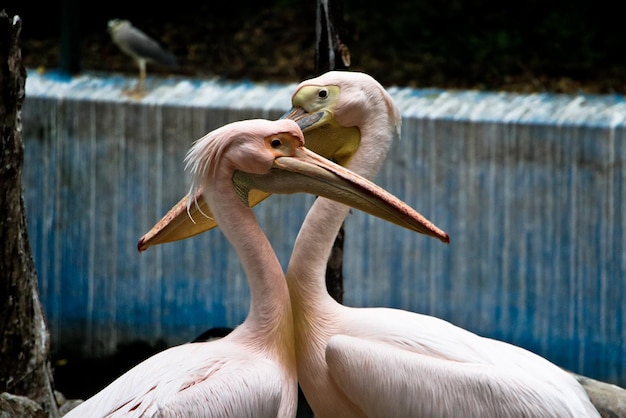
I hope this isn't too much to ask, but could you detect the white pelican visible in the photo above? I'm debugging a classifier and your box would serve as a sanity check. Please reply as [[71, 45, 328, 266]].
[[281, 71, 600, 417], [69, 118, 445, 417], [136, 71, 599, 416]]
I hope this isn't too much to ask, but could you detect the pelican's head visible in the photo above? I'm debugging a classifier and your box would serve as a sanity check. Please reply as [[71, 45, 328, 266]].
[[283, 71, 401, 171]]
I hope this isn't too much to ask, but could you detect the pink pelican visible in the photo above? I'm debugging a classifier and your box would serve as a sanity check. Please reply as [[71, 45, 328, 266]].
[[281, 71, 600, 417], [67, 118, 445, 417], [137, 72, 599, 416]]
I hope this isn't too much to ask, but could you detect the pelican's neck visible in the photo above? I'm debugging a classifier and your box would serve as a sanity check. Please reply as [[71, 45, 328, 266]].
[[287, 117, 395, 311], [287, 198, 351, 309], [204, 176, 291, 333]]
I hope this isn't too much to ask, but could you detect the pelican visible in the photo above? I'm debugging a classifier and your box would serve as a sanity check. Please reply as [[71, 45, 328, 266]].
[[68, 118, 446, 417], [281, 71, 600, 417], [136, 72, 599, 416]]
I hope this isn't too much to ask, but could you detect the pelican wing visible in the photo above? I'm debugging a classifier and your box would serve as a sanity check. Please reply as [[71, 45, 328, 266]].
[[322, 307, 598, 418], [65, 342, 285, 417], [326, 335, 586, 418]]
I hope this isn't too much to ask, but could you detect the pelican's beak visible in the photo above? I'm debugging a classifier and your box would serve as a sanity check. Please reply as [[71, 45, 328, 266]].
[[281, 107, 325, 130], [283, 106, 361, 167], [233, 146, 449, 244], [137, 187, 270, 252], [139, 143, 448, 252]]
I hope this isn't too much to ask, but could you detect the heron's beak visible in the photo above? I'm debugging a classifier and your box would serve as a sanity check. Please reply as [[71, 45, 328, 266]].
[[234, 147, 449, 243]]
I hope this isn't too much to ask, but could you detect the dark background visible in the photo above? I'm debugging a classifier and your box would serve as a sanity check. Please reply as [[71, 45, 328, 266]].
[[5, 0, 626, 94]]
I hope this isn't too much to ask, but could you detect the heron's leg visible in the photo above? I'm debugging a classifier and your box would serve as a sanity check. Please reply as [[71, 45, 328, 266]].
[[137, 59, 147, 92]]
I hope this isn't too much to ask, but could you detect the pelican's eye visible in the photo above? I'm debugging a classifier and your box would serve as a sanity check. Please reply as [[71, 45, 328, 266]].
[[318, 88, 328, 99], [270, 138, 282, 148]]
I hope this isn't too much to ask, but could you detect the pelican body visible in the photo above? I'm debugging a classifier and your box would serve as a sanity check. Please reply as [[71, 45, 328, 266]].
[[282, 71, 599, 417], [66, 119, 300, 417]]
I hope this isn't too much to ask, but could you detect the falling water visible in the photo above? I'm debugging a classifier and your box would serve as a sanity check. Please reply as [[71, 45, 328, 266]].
[[22, 71, 625, 386]]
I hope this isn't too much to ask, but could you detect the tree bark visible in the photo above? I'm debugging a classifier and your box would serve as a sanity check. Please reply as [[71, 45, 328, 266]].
[[0, 10, 60, 417], [316, 0, 350, 304]]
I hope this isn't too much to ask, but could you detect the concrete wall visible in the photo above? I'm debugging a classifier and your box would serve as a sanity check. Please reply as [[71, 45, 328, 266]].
[[22, 71, 625, 385]]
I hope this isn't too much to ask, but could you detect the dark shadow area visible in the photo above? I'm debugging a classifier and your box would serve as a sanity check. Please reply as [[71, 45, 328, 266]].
[[52, 340, 169, 400], [52, 326, 233, 400]]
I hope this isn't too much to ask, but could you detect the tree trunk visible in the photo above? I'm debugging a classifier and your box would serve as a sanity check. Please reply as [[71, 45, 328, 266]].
[[0, 10, 60, 418], [316, 0, 350, 304]]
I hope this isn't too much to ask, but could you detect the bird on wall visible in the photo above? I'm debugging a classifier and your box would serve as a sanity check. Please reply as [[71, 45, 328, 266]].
[[107, 19, 177, 96], [139, 71, 600, 417], [66, 118, 444, 417]]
